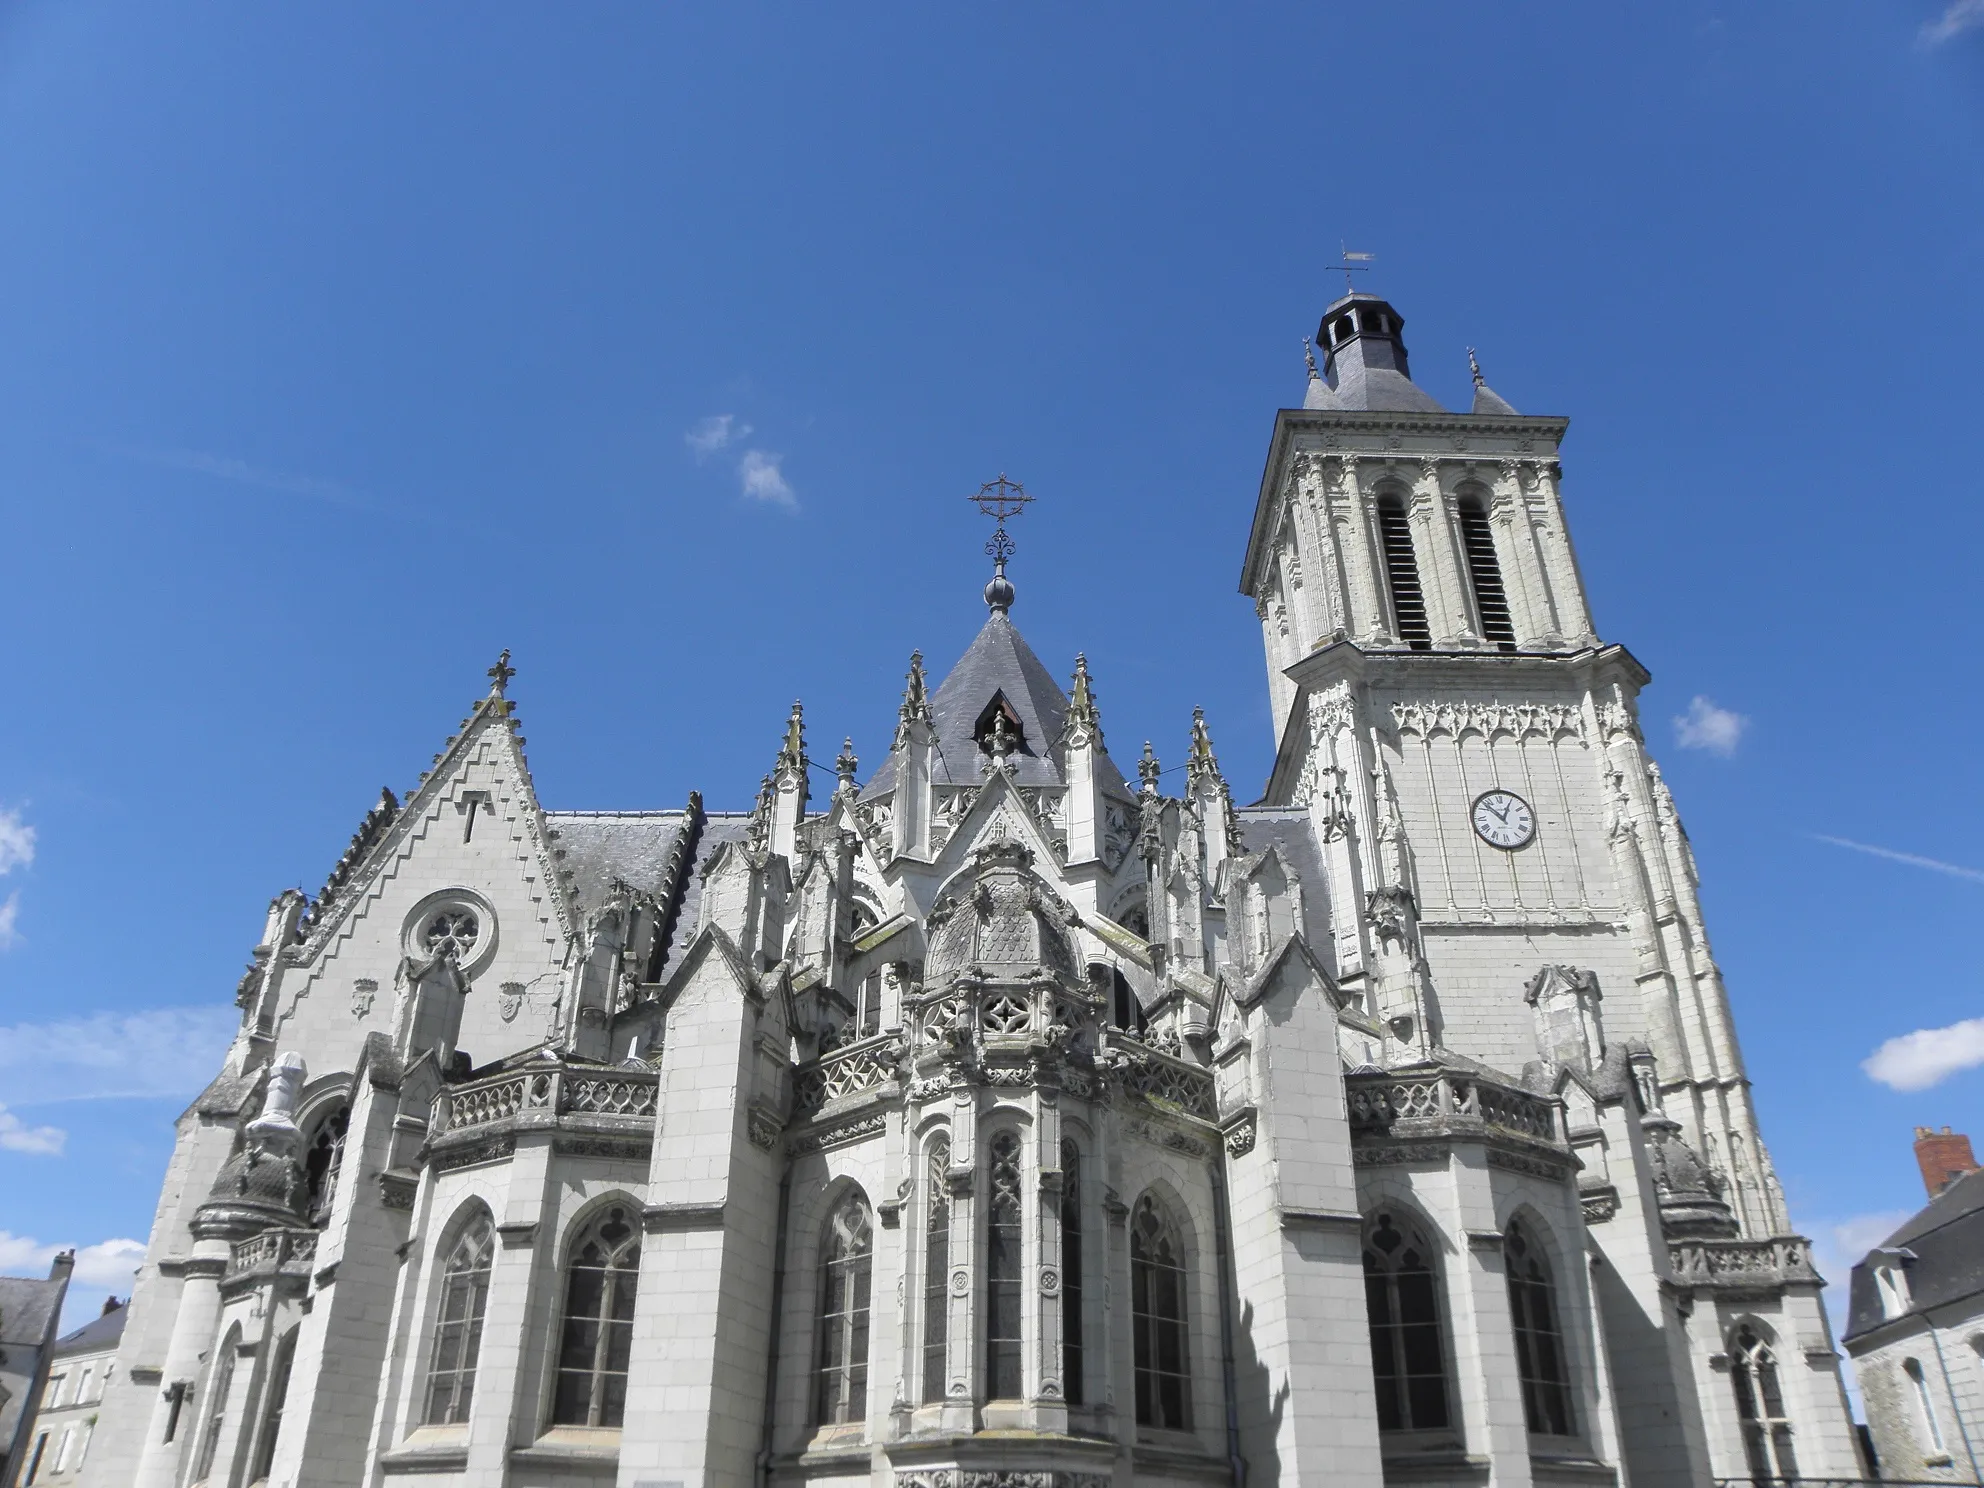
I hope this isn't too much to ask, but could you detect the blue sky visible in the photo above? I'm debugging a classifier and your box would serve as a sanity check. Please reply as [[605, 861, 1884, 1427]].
[[2, 2, 1983, 1351]]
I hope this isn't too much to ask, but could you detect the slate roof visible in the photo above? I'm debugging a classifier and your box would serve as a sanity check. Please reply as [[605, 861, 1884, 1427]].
[[1471, 383, 1519, 416], [0, 1277, 65, 1349], [1843, 1165, 1984, 1343], [541, 809, 755, 985], [865, 611, 1134, 801], [53, 1303, 125, 1359]]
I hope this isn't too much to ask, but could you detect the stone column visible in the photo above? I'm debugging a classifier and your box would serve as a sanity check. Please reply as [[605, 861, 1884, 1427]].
[[129, 1248, 227, 1488]]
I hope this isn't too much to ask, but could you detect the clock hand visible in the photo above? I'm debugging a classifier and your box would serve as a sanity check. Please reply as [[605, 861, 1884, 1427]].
[[1488, 802, 1510, 822]]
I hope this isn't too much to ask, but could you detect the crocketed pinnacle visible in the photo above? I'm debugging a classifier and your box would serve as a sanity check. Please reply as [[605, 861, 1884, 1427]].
[[1186, 706, 1225, 795], [778, 701, 807, 775], [1138, 741, 1162, 794], [1064, 653, 1103, 747], [487, 648, 516, 697], [894, 650, 931, 747], [835, 738, 859, 795]]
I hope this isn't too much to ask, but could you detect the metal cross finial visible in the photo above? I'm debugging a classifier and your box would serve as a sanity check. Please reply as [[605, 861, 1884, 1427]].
[[487, 649, 515, 696], [970, 474, 1032, 611]]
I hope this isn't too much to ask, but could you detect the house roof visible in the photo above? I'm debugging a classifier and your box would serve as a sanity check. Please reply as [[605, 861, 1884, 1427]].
[[53, 1302, 126, 1359], [0, 1277, 65, 1349], [1843, 1165, 1984, 1343]]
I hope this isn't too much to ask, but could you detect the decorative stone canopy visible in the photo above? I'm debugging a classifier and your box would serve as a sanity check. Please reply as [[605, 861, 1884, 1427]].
[[194, 1051, 311, 1240], [1642, 1113, 1740, 1240], [924, 839, 1081, 989]]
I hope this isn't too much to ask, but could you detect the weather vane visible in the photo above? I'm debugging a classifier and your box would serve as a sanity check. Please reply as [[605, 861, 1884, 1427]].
[[1338, 244, 1375, 296], [969, 473, 1032, 613]]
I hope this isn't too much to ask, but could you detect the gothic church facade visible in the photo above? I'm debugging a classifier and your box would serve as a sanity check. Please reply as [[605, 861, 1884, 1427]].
[[82, 293, 1861, 1488]]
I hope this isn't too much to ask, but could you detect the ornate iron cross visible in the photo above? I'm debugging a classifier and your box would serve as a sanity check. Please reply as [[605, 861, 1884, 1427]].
[[969, 473, 1033, 568]]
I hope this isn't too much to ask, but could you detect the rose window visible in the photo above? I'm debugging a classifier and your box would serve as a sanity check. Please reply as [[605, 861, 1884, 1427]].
[[422, 909, 481, 960]]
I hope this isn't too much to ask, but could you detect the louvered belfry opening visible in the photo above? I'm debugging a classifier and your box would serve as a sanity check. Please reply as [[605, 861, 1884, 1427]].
[[1457, 494, 1517, 651], [1376, 495, 1433, 651]]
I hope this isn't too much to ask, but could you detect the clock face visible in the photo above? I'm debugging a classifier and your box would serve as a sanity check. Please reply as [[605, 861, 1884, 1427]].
[[1471, 790, 1535, 850]]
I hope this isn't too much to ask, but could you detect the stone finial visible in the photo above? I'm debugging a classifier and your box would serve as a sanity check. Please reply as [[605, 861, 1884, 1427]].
[[984, 710, 1018, 770], [895, 650, 931, 747], [1304, 336, 1321, 381], [487, 648, 515, 697], [1065, 654, 1103, 746], [778, 701, 806, 775], [1467, 346, 1485, 389], [1138, 741, 1162, 794], [835, 737, 859, 796]]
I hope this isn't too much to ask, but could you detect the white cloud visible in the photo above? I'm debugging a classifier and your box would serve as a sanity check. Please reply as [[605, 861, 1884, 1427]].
[[1923, 0, 1984, 44], [0, 807, 34, 875], [0, 893, 18, 951], [685, 414, 752, 459], [0, 1232, 147, 1325], [1673, 695, 1747, 756], [1864, 1016, 1984, 1092], [0, 1006, 238, 1107], [0, 1104, 64, 1156], [120, 446, 368, 509], [738, 449, 798, 510], [1815, 834, 1984, 885]]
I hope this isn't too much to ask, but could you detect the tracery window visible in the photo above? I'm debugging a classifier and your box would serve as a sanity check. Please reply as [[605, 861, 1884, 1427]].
[[423, 1208, 495, 1426], [1131, 1192, 1191, 1430], [922, 1139, 951, 1404], [986, 1132, 1025, 1399], [815, 1192, 874, 1426], [552, 1204, 640, 1428], [1504, 1221, 1573, 1436], [303, 1102, 349, 1221], [421, 907, 480, 960], [1731, 1324, 1799, 1482], [1362, 1211, 1450, 1431], [1456, 486, 1516, 650], [1061, 1141, 1085, 1406], [250, 1329, 296, 1481], [1375, 491, 1432, 651], [191, 1327, 238, 1481]]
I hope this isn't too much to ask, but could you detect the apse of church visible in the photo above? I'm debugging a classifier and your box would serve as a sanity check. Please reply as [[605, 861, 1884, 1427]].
[[79, 292, 1865, 1488]]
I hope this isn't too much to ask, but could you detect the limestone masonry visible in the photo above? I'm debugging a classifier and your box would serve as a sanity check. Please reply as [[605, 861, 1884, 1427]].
[[77, 292, 1863, 1488]]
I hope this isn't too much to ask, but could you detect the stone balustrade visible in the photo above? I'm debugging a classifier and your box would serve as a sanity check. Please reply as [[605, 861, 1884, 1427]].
[[1344, 1069, 1563, 1147], [1670, 1235, 1820, 1291], [794, 1034, 903, 1117], [226, 1227, 317, 1279], [430, 1064, 659, 1136]]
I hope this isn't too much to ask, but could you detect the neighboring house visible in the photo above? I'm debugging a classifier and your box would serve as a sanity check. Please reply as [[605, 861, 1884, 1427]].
[[0, 1254, 72, 1488], [17, 1301, 127, 1488], [1844, 1128, 1984, 1484], [82, 289, 1868, 1488]]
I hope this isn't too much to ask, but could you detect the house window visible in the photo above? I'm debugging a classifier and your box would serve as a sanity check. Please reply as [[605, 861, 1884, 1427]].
[[51, 1428, 76, 1476], [1731, 1324, 1798, 1482], [986, 1132, 1026, 1399], [1904, 1357, 1946, 1455], [1456, 489, 1517, 649], [551, 1205, 640, 1428], [1131, 1193, 1191, 1430], [815, 1192, 874, 1426], [250, 1330, 296, 1481], [857, 972, 883, 1040], [1375, 493, 1432, 650], [1062, 1141, 1085, 1406], [1504, 1221, 1574, 1436], [191, 1328, 238, 1481], [1363, 1211, 1451, 1431], [423, 1209, 495, 1425], [922, 1139, 951, 1404]]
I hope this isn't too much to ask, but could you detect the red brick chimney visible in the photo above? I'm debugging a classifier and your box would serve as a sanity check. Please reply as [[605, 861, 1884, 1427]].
[[1914, 1126, 1979, 1198]]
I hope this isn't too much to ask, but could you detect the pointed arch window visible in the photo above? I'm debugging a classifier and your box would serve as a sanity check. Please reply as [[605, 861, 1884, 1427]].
[[1061, 1140, 1085, 1406], [1131, 1193, 1191, 1430], [423, 1209, 495, 1425], [1456, 487, 1516, 650], [191, 1326, 239, 1481], [1504, 1221, 1574, 1436], [1731, 1324, 1799, 1481], [304, 1102, 349, 1222], [250, 1329, 296, 1481], [1362, 1211, 1450, 1431], [986, 1131, 1026, 1399], [552, 1204, 640, 1428], [922, 1140, 952, 1404], [1375, 492, 1432, 651], [815, 1192, 874, 1425]]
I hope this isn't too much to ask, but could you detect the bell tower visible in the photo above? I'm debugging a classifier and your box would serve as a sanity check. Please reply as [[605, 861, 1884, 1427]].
[[1241, 288, 1788, 1240]]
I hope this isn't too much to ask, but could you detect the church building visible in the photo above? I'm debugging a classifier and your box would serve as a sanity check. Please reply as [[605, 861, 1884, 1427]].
[[80, 291, 1864, 1488]]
